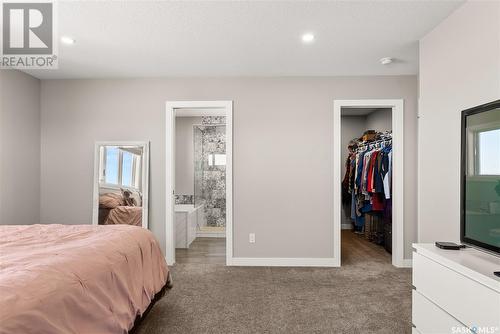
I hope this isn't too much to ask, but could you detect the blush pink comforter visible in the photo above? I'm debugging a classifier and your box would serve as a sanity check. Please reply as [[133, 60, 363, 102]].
[[0, 224, 169, 334]]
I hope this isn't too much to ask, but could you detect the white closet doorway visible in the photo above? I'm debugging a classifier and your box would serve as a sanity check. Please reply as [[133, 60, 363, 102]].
[[333, 100, 406, 267]]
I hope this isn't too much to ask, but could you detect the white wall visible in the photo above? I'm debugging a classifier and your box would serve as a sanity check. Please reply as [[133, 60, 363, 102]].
[[40, 76, 418, 259], [366, 108, 392, 132], [418, 1, 500, 242], [175, 116, 201, 195], [340, 116, 366, 177], [0, 70, 41, 225]]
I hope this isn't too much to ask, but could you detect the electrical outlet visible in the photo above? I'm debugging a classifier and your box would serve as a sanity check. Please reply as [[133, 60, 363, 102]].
[[249, 233, 256, 243]]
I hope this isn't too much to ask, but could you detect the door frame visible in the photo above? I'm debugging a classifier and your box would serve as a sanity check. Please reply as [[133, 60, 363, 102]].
[[165, 100, 233, 265], [333, 99, 407, 267]]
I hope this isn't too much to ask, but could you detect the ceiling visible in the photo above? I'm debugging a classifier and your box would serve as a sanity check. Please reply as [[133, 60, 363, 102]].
[[25, 1, 463, 79]]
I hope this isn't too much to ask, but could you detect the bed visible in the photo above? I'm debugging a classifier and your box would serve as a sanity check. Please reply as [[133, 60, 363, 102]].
[[0, 224, 170, 334], [99, 192, 142, 226], [99, 205, 143, 226]]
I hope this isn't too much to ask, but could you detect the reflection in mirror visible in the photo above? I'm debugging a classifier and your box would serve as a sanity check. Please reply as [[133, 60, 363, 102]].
[[92, 142, 149, 228]]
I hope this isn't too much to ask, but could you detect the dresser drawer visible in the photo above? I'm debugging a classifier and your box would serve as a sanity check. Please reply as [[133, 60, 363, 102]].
[[413, 290, 464, 334], [413, 251, 500, 328]]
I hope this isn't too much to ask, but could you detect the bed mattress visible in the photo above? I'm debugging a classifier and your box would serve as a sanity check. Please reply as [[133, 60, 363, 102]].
[[0, 224, 169, 334]]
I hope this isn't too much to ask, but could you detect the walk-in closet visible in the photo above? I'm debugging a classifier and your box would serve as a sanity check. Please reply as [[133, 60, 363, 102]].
[[340, 107, 393, 263]]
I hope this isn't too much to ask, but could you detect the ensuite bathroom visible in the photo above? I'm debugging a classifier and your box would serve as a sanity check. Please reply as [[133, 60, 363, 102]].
[[174, 114, 227, 263]]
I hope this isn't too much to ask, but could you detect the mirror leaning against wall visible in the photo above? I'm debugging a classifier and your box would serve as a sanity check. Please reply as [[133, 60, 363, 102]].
[[92, 142, 150, 229]]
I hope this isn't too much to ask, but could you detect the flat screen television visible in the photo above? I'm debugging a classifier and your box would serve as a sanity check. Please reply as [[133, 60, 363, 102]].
[[461, 99, 500, 255]]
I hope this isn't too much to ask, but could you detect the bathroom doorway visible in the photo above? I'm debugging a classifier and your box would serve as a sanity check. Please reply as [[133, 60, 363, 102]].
[[165, 101, 233, 265]]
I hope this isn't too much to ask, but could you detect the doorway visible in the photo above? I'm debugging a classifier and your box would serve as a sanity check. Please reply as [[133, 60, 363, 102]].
[[333, 100, 405, 267], [165, 101, 233, 265]]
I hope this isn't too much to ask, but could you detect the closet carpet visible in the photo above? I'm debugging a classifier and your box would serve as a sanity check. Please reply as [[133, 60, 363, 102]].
[[133, 231, 412, 334]]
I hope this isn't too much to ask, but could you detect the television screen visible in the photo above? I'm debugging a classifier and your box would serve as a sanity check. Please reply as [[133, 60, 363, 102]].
[[461, 100, 500, 254]]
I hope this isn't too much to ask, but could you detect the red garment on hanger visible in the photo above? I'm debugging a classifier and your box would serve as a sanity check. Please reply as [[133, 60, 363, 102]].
[[367, 150, 378, 193]]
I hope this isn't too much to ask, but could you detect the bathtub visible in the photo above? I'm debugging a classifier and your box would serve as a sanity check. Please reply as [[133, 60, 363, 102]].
[[174, 204, 205, 248]]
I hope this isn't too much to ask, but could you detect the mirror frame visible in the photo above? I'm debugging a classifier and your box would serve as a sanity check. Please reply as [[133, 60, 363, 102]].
[[92, 141, 150, 229]]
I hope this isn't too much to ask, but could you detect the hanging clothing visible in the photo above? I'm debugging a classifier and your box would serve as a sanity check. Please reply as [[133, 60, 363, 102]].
[[343, 133, 393, 242], [374, 152, 385, 193], [350, 191, 357, 221], [342, 153, 354, 204], [383, 150, 392, 199]]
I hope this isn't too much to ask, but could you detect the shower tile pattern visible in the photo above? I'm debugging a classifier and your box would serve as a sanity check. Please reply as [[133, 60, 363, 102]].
[[175, 195, 194, 205], [202, 116, 225, 125]]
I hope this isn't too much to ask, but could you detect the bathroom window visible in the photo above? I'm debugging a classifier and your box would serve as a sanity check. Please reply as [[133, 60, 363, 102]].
[[214, 154, 226, 166], [208, 154, 226, 166]]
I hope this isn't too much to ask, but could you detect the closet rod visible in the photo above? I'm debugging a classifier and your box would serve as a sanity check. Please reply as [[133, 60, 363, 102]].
[[356, 138, 392, 148]]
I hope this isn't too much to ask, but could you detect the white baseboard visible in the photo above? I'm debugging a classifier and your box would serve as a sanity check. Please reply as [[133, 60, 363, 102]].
[[341, 223, 352, 230], [393, 258, 413, 268], [230, 257, 339, 267], [401, 258, 413, 268]]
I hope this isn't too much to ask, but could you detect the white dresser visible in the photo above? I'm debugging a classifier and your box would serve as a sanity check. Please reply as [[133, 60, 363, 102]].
[[412, 244, 500, 334]]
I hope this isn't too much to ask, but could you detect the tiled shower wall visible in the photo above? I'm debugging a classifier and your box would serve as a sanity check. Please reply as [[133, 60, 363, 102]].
[[175, 194, 193, 204], [194, 117, 226, 227]]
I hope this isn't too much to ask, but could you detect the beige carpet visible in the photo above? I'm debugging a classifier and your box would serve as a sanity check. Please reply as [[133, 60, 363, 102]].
[[133, 231, 412, 334]]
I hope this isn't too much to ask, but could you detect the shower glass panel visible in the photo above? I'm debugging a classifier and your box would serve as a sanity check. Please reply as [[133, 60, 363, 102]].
[[193, 123, 226, 227], [193, 126, 203, 207]]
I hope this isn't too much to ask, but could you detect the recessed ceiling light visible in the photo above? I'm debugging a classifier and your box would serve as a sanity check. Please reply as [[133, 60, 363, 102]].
[[61, 36, 75, 45], [301, 33, 315, 43], [380, 57, 393, 65]]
